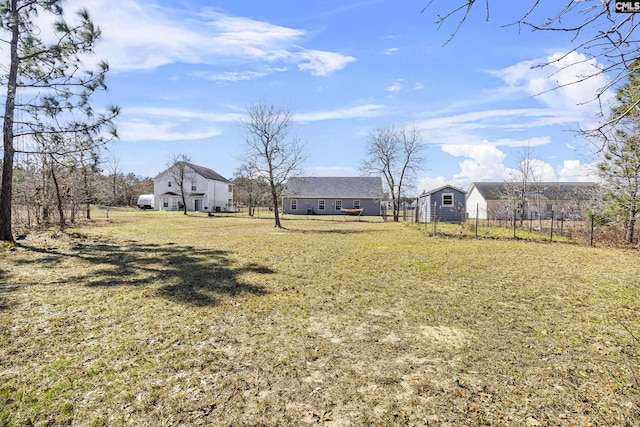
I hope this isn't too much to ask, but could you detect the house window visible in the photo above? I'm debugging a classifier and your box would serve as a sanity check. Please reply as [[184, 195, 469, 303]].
[[163, 201, 168, 208], [191, 185, 196, 191], [228, 184, 233, 193], [291, 199, 298, 210], [353, 200, 360, 209], [168, 181, 172, 187], [335, 200, 342, 211], [442, 193, 453, 206], [318, 200, 325, 211]]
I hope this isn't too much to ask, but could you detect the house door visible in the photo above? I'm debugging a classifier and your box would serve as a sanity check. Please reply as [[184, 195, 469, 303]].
[[194, 199, 201, 211]]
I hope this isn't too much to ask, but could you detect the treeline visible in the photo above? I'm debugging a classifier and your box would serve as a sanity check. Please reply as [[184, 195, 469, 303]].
[[8, 154, 152, 229]]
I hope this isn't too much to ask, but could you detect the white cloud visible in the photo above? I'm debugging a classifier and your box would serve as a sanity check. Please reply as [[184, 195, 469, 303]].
[[293, 104, 385, 122], [418, 109, 553, 140], [381, 48, 399, 56], [441, 143, 513, 187], [558, 160, 598, 182], [126, 107, 244, 122], [492, 136, 551, 147], [63, 0, 355, 76], [386, 79, 404, 96], [517, 159, 558, 182], [297, 50, 357, 76], [417, 176, 452, 194], [490, 51, 614, 122], [414, 82, 425, 90], [118, 119, 222, 141], [189, 70, 271, 82]]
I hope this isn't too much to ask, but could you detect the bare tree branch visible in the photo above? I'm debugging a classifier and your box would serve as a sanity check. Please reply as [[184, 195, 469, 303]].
[[238, 100, 307, 228], [421, 1, 640, 129], [362, 125, 425, 222]]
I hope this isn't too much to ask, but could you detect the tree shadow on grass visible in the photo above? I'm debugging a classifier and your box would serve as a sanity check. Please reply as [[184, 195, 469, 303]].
[[15, 236, 273, 306], [0, 268, 13, 311]]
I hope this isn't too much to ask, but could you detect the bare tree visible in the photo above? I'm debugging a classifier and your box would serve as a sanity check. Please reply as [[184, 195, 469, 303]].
[[167, 154, 195, 215], [362, 125, 424, 222], [421, 1, 638, 128], [233, 164, 270, 217], [504, 145, 547, 227], [100, 153, 121, 217], [239, 101, 307, 228]]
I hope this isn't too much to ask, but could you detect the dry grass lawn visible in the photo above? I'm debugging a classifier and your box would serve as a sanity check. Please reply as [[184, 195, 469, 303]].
[[1, 211, 639, 426]]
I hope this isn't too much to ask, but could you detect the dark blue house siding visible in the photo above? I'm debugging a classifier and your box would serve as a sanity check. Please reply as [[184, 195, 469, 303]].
[[283, 198, 381, 216], [420, 186, 466, 223]]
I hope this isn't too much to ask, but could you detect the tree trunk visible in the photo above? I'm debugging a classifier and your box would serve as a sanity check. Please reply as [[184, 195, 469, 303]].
[[0, 143, 14, 241], [626, 210, 637, 244], [393, 194, 399, 222], [50, 166, 66, 231], [272, 186, 281, 228], [0, 0, 19, 242], [83, 167, 91, 220]]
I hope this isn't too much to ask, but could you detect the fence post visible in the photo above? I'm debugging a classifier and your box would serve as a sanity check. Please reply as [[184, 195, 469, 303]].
[[590, 213, 595, 247], [433, 202, 437, 236], [513, 207, 517, 239], [475, 203, 479, 238], [550, 210, 554, 241]]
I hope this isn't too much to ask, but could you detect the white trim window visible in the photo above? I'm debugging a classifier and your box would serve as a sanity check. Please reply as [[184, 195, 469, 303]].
[[318, 200, 325, 211], [442, 193, 453, 206], [291, 199, 298, 210], [353, 200, 360, 209], [335, 200, 342, 211]]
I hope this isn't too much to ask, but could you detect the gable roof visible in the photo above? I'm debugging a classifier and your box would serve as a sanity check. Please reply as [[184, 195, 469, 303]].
[[282, 177, 384, 199], [156, 162, 229, 183], [468, 182, 598, 201], [421, 184, 466, 197]]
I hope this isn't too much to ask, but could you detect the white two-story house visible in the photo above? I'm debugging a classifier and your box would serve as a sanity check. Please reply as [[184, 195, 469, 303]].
[[154, 162, 233, 213]]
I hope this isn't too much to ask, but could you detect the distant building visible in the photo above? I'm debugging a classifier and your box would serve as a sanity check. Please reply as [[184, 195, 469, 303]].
[[466, 182, 598, 220], [154, 162, 233, 212], [418, 185, 466, 223], [281, 176, 384, 216]]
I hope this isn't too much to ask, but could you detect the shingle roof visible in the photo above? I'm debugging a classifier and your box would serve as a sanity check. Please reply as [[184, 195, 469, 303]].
[[469, 182, 598, 201], [184, 162, 229, 183], [282, 177, 384, 199], [156, 162, 229, 183], [423, 184, 466, 196]]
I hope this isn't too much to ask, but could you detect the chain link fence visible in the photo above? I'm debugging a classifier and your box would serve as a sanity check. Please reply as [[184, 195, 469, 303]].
[[404, 203, 632, 247]]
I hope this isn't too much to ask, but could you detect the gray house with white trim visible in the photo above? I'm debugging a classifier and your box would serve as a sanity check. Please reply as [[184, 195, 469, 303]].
[[281, 177, 384, 216]]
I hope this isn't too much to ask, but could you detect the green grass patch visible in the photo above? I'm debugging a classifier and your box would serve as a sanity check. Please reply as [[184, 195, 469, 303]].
[[1, 212, 639, 425]]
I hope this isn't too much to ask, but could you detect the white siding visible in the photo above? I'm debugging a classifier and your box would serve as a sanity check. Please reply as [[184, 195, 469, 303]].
[[418, 195, 431, 222], [206, 180, 233, 212], [465, 186, 487, 219], [153, 165, 233, 212]]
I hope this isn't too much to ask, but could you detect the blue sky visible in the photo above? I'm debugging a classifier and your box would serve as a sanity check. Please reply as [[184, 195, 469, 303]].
[[72, 0, 612, 194]]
